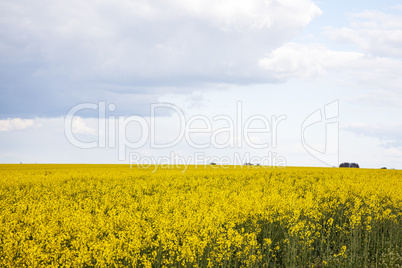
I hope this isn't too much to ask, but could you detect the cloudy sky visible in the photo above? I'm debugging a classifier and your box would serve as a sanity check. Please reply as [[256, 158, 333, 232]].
[[1, 0, 402, 168]]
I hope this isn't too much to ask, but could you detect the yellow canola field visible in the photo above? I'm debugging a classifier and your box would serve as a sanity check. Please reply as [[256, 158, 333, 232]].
[[0, 164, 401, 267]]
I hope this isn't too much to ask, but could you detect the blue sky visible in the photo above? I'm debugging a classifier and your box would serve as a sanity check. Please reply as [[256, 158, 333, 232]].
[[1, 0, 402, 168]]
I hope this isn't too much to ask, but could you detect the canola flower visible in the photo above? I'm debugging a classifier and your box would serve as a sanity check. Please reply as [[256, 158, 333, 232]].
[[0, 164, 401, 267]]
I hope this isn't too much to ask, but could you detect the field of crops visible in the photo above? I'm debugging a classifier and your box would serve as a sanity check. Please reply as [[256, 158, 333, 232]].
[[0, 164, 401, 267]]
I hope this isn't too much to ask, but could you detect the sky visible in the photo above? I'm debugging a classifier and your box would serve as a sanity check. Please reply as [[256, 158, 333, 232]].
[[1, 0, 402, 168]]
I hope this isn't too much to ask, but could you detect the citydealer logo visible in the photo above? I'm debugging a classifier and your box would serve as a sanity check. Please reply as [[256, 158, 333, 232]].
[[64, 101, 339, 167], [64, 101, 287, 161]]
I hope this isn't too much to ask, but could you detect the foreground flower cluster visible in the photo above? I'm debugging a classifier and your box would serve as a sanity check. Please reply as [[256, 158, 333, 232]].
[[0, 164, 401, 267]]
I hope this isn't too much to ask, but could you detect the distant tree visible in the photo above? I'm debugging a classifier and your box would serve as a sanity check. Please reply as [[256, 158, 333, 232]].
[[380, 167, 387, 169], [339, 162, 359, 168], [210, 162, 217, 165]]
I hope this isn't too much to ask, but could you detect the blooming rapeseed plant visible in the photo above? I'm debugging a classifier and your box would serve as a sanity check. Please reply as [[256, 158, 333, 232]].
[[0, 164, 400, 267]]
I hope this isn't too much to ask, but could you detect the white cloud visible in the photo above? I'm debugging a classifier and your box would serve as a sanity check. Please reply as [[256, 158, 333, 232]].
[[342, 123, 402, 148], [0, 118, 34, 131], [0, 0, 321, 80], [392, 5, 402, 11], [71, 117, 97, 135], [174, 0, 322, 31], [325, 10, 402, 58], [255, 7, 402, 110], [384, 147, 402, 158], [258, 42, 363, 80], [346, 90, 402, 108], [0, 0, 322, 118], [258, 41, 402, 103]]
